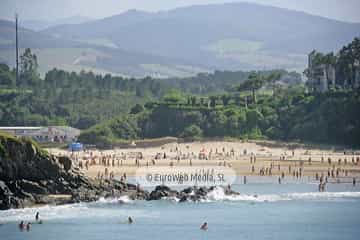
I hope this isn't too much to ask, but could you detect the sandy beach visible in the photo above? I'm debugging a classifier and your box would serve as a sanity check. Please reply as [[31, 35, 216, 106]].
[[47, 140, 360, 184]]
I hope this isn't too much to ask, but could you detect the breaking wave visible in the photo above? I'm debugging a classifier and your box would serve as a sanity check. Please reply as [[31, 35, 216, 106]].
[[204, 187, 360, 202], [95, 195, 133, 204], [1, 188, 360, 223]]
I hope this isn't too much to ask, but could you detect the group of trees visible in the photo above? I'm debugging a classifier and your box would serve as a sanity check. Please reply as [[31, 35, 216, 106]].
[[80, 83, 360, 148], [0, 49, 167, 128], [1, 48, 300, 130]]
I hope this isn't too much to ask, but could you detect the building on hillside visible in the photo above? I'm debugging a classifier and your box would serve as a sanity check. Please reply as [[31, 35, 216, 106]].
[[0, 126, 80, 143], [306, 51, 336, 92], [306, 50, 360, 92]]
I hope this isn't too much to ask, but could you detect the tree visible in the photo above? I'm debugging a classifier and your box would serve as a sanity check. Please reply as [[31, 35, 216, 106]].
[[209, 96, 218, 108], [163, 89, 184, 104], [238, 72, 264, 104], [19, 48, 39, 87], [181, 124, 203, 138], [130, 104, 144, 114], [233, 94, 242, 106], [190, 96, 197, 106], [0, 64, 15, 86], [221, 94, 231, 106]]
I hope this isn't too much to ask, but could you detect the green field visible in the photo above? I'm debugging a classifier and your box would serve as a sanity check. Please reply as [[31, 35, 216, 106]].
[[77, 38, 119, 49], [203, 38, 306, 71], [140, 64, 208, 78]]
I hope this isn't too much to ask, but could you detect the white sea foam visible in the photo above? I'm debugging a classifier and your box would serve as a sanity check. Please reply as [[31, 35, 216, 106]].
[[0, 203, 89, 222], [204, 187, 360, 203], [95, 195, 133, 204], [1, 189, 360, 222], [0, 196, 139, 222]]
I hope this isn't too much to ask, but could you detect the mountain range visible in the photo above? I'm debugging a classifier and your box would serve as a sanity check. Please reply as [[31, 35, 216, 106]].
[[1, 2, 359, 78], [21, 15, 94, 31]]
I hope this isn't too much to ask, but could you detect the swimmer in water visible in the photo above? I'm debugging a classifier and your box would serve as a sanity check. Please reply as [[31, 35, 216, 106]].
[[128, 217, 134, 224], [35, 212, 40, 222], [26, 222, 31, 231], [19, 221, 25, 230], [200, 222, 208, 230]]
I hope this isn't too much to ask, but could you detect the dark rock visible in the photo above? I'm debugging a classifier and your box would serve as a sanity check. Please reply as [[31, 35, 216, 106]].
[[148, 189, 167, 200], [147, 185, 180, 201], [126, 183, 138, 191], [58, 156, 72, 172], [18, 180, 48, 195], [181, 187, 194, 194], [154, 185, 172, 192], [178, 195, 188, 203], [0, 180, 12, 196]]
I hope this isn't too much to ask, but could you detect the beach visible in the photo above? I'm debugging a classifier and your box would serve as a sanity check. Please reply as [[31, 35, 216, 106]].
[[48, 140, 360, 184]]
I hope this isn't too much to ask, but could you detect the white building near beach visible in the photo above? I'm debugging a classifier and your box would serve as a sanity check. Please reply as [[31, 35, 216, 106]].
[[0, 126, 80, 143]]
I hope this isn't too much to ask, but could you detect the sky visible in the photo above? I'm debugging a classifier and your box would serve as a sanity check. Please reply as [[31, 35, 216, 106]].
[[1, 0, 360, 23]]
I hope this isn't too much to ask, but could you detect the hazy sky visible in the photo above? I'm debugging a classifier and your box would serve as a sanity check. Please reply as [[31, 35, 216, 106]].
[[1, 0, 360, 23]]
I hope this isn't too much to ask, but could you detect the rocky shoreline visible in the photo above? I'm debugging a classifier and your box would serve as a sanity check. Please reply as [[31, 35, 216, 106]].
[[0, 133, 238, 210]]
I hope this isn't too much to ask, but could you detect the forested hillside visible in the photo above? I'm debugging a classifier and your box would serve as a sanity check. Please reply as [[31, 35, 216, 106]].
[[80, 85, 360, 148], [0, 48, 299, 129]]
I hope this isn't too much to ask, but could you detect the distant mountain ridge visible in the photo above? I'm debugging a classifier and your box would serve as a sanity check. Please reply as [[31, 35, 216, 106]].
[[0, 18, 198, 78], [1, 2, 360, 77], [42, 3, 360, 71], [21, 15, 94, 31]]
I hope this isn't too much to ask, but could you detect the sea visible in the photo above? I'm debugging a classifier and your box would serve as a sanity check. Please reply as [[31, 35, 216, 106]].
[[1, 177, 360, 240]]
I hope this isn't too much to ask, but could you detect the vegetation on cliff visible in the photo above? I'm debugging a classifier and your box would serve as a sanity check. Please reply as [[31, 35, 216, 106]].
[[79, 86, 360, 148]]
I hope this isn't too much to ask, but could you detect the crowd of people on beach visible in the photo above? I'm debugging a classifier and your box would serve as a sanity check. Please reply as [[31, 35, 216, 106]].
[[54, 144, 360, 193]]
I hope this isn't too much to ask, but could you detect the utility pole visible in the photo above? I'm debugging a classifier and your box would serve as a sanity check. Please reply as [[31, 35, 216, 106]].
[[15, 13, 19, 86]]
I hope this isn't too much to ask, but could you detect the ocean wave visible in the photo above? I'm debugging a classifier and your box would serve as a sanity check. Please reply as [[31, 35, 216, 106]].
[[1, 190, 360, 222], [0, 202, 89, 222], [0, 197, 143, 223], [95, 195, 133, 205], [204, 187, 360, 202]]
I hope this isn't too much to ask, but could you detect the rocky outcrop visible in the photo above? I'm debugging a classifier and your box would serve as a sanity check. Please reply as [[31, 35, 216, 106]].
[[147, 185, 239, 202]]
